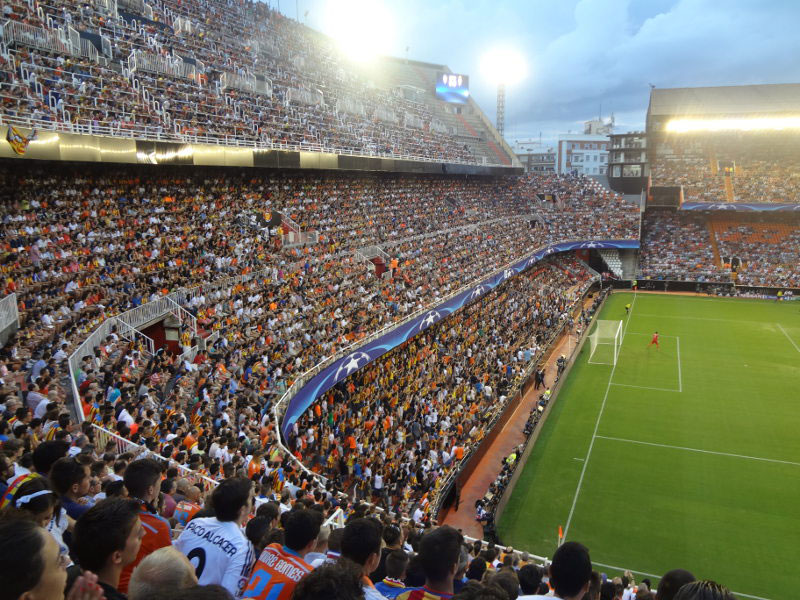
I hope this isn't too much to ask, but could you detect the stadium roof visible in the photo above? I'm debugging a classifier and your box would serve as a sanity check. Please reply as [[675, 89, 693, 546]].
[[647, 83, 800, 117]]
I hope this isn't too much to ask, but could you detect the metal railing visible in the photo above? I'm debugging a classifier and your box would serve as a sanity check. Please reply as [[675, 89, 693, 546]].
[[355, 245, 390, 263], [90, 424, 218, 491], [129, 50, 200, 80], [220, 71, 272, 97], [2, 20, 76, 56], [115, 319, 156, 355], [67, 317, 124, 421], [282, 230, 319, 248], [287, 87, 323, 107]]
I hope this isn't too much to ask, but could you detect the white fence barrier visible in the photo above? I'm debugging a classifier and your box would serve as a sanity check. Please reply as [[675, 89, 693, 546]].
[[220, 71, 272, 96], [129, 50, 200, 80], [0, 293, 19, 333], [287, 87, 323, 107], [336, 96, 366, 118], [90, 424, 219, 491], [3, 20, 76, 56], [404, 112, 424, 130], [375, 106, 398, 124]]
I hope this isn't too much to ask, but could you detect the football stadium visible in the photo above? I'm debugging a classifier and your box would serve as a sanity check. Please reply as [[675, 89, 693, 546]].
[[0, 2, 798, 600]]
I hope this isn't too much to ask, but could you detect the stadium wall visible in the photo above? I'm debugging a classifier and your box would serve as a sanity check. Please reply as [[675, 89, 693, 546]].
[[0, 125, 522, 176]]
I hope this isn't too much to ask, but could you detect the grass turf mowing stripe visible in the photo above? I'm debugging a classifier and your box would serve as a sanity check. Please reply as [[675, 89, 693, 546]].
[[594, 435, 800, 467]]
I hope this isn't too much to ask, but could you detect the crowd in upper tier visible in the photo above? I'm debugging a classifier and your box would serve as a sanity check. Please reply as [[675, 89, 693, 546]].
[[1, 0, 504, 162], [650, 131, 800, 204]]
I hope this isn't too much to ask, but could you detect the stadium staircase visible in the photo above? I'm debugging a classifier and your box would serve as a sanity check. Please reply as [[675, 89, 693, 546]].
[[598, 249, 623, 278], [620, 251, 639, 280], [453, 113, 510, 165], [369, 256, 388, 278], [707, 221, 723, 267], [724, 176, 735, 203]]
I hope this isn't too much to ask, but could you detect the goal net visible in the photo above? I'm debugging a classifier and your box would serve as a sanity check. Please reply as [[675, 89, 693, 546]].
[[588, 320, 623, 365]]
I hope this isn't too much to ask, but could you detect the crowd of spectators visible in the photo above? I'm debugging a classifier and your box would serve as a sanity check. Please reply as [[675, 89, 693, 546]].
[[638, 210, 724, 283], [286, 256, 593, 519], [1, 0, 488, 162], [713, 220, 800, 288], [0, 162, 637, 521], [639, 209, 800, 288], [474, 289, 608, 540], [0, 437, 737, 600], [650, 156, 726, 204], [651, 132, 800, 204]]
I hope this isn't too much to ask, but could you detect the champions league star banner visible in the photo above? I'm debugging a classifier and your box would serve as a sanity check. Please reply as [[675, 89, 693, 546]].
[[280, 239, 639, 438], [680, 202, 800, 212]]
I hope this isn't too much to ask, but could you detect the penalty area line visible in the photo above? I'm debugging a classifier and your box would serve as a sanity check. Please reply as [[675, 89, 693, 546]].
[[595, 435, 800, 467], [609, 383, 680, 393], [776, 323, 800, 354]]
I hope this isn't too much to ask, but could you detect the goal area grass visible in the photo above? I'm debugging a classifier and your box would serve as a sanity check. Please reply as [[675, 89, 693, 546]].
[[497, 292, 800, 600]]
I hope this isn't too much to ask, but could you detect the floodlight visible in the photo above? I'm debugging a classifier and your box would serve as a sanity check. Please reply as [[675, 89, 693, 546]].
[[480, 47, 527, 86], [665, 116, 800, 133], [323, 0, 394, 63]]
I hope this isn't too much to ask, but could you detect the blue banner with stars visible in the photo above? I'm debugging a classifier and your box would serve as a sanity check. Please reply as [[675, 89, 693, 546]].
[[281, 239, 638, 438]]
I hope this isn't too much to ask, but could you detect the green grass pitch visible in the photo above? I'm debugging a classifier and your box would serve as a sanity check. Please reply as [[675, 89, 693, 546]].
[[497, 292, 800, 600]]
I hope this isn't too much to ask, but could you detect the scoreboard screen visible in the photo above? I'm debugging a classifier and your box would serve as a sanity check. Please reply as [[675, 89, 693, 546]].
[[436, 72, 470, 104]]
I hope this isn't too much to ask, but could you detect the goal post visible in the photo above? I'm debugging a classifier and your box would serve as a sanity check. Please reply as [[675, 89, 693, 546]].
[[588, 320, 623, 365]]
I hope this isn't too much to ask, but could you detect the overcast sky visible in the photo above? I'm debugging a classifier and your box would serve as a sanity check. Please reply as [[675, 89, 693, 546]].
[[268, 0, 800, 149]]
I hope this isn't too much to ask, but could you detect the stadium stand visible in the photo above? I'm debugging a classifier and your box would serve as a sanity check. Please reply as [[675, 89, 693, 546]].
[[0, 0, 512, 164], [651, 132, 800, 205], [0, 159, 652, 597], [0, 158, 637, 507], [286, 256, 594, 516], [639, 209, 800, 287], [0, 7, 780, 599]]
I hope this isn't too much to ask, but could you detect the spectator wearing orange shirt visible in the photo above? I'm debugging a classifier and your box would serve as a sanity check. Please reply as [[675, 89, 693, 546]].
[[118, 459, 172, 594]]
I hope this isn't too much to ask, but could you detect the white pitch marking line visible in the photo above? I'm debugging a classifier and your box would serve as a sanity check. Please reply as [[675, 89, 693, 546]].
[[590, 561, 774, 600], [563, 292, 636, 541], [609, 382, 680, 393], [635, 312, 765, 324], [776, 323, 800, 354], [676, 336, 682, 392], [595, 435, 800, 467]]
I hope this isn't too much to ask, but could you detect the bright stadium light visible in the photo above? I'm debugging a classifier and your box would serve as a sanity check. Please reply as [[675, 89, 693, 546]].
[[323, 0, 394, 63], [665, 116, 800, 133], [480, 47, 527, 86], [480, 47, 527, 139]]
